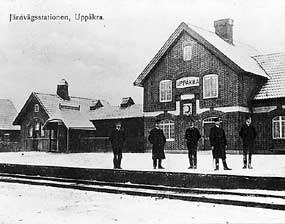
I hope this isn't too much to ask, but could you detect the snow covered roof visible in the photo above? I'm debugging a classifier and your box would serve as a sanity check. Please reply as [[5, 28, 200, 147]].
[[134, 22, 269, 87], [0, 99, 20, 130], [44, 109, 95, 130], [90, 104, 143, 121], [253, 53, 285, 100], [33, 92, 110, 117]]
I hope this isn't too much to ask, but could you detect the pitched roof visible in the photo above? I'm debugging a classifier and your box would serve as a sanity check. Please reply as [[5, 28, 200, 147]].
[[34, 92, 110, 117], [134, 22, 269, 87], [14, 92, 111, 129], [253, 53, 285, 100], [90, 104, 143, 121], [0, 99, 20, 130]]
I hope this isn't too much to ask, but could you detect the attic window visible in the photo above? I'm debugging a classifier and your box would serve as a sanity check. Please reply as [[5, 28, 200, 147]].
[[120, 97, 135, 108], [183, 45, 192, 61], [34, 104, 39, 112], [59, 103, 80, 111], [90, 100, 103, 110]]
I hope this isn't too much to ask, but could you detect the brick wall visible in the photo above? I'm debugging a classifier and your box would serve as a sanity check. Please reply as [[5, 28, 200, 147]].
[[143, 31, 262, 112], [19, 96, 49, 151]]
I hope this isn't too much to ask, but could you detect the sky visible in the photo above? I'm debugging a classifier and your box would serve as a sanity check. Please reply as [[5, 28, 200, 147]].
[[1, 0, 285, 110]]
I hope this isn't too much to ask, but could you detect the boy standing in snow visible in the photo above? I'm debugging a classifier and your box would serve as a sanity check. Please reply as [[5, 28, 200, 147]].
[[239, 115, 256, 169], [109, 121, 125, 169], [185, 120, 201, 169]]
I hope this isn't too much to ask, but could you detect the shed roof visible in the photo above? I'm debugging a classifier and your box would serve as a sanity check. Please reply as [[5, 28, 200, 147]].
[[253, 53, 285, 100], [90, 104, 143, 121], [0, 99, 20, 130]]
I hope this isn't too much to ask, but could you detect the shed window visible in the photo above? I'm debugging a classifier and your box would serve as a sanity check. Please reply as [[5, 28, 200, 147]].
[[3, 133, 10, 142], [183, 45, 192, 61], [160, 120, 175, 141], [159, 80, 172, 102], [273, 116, 285, 139], [203, 74, 218, 99]]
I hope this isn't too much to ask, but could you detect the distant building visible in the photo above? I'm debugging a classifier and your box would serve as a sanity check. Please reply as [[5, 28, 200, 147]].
[[0, 99, 21, 151], [13, 79, 144, 152], [134, 18, 285, 153]]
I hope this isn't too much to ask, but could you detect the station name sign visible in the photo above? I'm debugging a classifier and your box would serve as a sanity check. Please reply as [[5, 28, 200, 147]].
[[176, 77, 199, 89]]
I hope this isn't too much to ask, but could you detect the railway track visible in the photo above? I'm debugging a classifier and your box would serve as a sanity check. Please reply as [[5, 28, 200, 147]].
[[0, 172, 284, 210]]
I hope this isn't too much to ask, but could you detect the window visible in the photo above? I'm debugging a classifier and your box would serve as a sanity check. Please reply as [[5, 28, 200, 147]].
[[29, 126, 33, 137], [35, 122, 40, 131], [160, 120, 175, 141], [34, 104, 39, 112], [41, 124, 45, 137], [3, 133, 10, 142], [183, 45, 192, 61], [203, 74, 218, 99], [159, 80, 172, 102], [273, 116, 285, 139]]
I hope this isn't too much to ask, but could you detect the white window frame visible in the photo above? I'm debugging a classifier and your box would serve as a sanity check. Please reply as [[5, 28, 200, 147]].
[[203, 74, 218, 99], [159, 80, 172, 102], [272, 116, 285, 139], [160, 120, 175, 141], [34, 104, 39, 112], [183, 45, 192, 61]]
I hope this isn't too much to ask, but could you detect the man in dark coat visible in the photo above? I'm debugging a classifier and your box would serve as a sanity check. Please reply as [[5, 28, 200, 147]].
[[239, 115, 256, 169], [185, 120, 201, 169], [109, 121, 125, 169], [209, 118, 231, 170], [148, 120, 166, 169]]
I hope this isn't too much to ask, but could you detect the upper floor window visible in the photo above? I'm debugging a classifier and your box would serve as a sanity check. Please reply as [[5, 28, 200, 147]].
[[159, 80, 172, 102], [203, 74, 218, 99], [34, 104, 39, 112], [160, 120, 175, 141], [183, 45, 192, 61], [272, 116, 285, 139]]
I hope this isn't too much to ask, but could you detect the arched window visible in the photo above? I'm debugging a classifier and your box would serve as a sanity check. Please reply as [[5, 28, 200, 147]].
[[183, 45, 192, 61], [272, 116, 285, 139], [160, 120, 175, 141], [29, 126, 33, 137], [159, 80, 172, 102], [203, 74, 218, 99], [34, 104, 39, 112]]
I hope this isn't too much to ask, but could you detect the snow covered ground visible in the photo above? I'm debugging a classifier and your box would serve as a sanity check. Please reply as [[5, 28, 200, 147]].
[[0, 151, 284, 177], [0, 182, 284, 224]]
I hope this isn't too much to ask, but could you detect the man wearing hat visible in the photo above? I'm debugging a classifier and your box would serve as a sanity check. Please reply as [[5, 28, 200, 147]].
[[148, 120, 166, 169], [109, 121, 125, 169], [239, 115, 256, 169], [209, 117, 231, 170], [185, 120, 201, 169]]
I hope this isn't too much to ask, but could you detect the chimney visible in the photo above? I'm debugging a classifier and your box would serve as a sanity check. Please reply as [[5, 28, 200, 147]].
[[214, 18, 234, 45], [57, 79, 70, 101]]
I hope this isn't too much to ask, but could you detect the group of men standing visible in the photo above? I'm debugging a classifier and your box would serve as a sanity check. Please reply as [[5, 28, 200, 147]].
[[109, 115, 256, 170]]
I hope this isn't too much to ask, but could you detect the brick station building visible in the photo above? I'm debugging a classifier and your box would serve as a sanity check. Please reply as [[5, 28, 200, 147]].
[[134, 18, 285, 153]]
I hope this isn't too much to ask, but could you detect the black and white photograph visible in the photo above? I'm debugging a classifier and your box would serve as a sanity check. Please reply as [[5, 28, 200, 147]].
[[0, 0, 285, 223]]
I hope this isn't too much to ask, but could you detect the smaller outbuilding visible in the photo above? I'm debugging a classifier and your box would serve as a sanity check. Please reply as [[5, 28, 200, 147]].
[[0, 99, 21, 151]]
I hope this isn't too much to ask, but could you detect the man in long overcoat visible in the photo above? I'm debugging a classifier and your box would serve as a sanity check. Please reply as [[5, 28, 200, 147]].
[[109, 121, 125, 169], [148, 120, 166, 169], [239, 115, 256, 169], [209, 118, 231, 170], [185, 120, 201, 169]]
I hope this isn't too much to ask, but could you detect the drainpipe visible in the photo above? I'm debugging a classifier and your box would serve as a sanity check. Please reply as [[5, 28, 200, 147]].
[[66, 128, 69, 153]]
